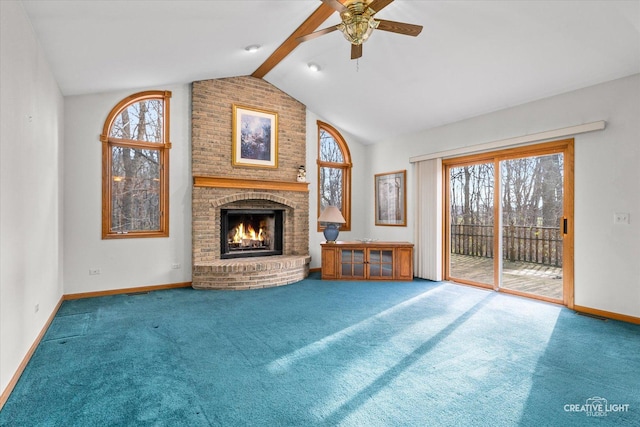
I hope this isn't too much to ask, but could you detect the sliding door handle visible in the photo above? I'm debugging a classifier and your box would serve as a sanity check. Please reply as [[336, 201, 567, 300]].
[[563, 217, 568, 235]]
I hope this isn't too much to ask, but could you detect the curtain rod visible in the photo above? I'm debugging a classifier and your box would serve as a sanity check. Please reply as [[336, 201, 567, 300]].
[[409, 120, 606, 163]]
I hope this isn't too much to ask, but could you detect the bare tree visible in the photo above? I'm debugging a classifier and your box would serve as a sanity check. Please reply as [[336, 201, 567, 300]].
[[319, 130, 345, 210]]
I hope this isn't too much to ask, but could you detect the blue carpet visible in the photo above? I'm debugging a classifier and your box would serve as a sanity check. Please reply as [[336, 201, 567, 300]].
[[1, 273, 639, 426]]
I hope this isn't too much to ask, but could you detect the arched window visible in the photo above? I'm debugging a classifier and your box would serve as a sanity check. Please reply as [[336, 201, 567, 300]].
[[317, 121, 352, 231], [100, 91, 171, 239]]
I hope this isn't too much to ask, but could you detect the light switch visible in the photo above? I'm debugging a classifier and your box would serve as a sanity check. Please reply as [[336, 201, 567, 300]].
[[614, 213, 630, 224]]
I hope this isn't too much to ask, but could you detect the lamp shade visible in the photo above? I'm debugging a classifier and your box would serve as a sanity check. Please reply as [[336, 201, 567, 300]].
[[318, 206, 346, 224]]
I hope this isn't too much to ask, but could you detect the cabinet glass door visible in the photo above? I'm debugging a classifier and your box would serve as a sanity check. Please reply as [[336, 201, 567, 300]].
[[368, 249, 393, 278], [341, 249, 365, 278]]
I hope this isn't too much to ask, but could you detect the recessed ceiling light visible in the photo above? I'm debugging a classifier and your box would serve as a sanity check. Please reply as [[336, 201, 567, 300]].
[[244, 45, 260, 53], [308, 63, 321, 72]]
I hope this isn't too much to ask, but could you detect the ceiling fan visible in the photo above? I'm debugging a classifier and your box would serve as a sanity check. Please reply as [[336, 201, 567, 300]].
[[297, 0, 423, 60]]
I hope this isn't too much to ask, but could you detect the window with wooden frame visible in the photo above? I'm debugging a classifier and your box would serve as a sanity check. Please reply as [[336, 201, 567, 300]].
[[317, 121, 352, 231], [100, 91, 171, 239]]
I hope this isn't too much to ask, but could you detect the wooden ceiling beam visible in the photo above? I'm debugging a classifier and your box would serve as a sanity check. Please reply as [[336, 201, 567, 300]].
[[251, 3, 337, 79]]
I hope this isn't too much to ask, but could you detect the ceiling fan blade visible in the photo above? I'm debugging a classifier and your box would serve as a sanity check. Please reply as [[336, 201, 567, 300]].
[[351, 44, 362, 60], [297, 25, 340, 43], [367, 0, 394, 14], [376, 19, 423, 37], [321, 0, 348, 14]]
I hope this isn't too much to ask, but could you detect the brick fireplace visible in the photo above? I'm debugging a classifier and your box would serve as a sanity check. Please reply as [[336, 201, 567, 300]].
[[191, 77, 311, 289]]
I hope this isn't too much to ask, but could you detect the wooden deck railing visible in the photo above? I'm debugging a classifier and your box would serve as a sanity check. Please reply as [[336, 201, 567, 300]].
[[450, 224, 563, 267]]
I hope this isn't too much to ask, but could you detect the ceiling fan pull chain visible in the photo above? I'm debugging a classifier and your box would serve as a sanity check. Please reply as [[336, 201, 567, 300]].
[[356, 58, 360, 72]]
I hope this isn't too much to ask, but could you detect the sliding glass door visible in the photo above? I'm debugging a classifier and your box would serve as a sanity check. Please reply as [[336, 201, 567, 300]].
[[448, 162, 496, 288], [445, 140, 574, 306], [500, 153, 564, 300]]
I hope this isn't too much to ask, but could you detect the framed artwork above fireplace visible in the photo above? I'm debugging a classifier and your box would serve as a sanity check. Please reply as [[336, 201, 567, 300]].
[[232, 104, 278, 169]]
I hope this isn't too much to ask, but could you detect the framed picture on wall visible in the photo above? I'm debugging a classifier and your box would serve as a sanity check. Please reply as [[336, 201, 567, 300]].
[[375, 170, 407, 226], [232, 104, 278, 168]]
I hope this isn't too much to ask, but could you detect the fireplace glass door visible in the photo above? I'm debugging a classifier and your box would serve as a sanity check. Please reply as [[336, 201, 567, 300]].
[[221, 209, 283, 259]]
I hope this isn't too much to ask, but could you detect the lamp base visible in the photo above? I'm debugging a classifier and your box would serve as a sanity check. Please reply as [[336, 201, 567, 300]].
[[323, 223, 340, 243]]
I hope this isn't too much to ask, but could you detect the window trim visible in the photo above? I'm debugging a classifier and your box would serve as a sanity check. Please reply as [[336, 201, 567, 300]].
[[316, 120, 352, 232], [100, 90, 172, 239]]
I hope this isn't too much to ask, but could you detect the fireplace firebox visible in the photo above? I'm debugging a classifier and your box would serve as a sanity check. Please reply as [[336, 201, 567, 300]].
[[220, 209, 283, 259]]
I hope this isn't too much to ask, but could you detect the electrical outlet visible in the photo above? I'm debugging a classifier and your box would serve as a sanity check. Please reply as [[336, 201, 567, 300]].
[[614, 213, 630, 224], [171, 263, 181, 269], [89, 268, 101, 275]]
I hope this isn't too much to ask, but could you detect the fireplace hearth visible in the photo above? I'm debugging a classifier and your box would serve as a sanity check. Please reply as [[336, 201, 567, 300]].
[[221, 209, 283, 259]]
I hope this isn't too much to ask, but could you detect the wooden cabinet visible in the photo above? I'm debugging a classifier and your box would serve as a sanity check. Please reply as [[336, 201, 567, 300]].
[[321, 241, 414, 281]]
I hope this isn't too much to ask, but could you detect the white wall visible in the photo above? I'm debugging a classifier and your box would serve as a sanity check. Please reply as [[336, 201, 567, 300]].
[[306, 111, 368, 269], [367, 74, 640, 318], [63, 85, 192, 294], [0, 1, 64, 395]]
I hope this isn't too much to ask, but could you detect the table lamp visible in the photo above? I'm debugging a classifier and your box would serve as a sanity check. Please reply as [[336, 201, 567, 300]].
[[318, 206, 346, 243]]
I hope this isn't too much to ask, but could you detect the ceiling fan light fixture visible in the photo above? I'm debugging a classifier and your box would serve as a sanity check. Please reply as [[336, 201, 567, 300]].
[[338, 2, 379, 45], [295, 0, 423, 61]]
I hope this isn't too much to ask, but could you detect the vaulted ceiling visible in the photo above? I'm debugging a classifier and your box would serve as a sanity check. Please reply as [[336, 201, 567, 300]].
[[21, 0, 640, 143]]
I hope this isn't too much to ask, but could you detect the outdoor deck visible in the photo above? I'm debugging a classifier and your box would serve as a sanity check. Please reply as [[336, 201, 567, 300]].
[[450, 254, 563, 300]]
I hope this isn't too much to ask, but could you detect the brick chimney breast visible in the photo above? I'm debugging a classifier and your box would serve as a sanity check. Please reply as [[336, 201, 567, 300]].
[[191, 77, 310, 289]]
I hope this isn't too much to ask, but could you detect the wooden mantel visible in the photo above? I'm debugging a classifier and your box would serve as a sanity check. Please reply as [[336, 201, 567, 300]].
[[193, 175, 309, 192]]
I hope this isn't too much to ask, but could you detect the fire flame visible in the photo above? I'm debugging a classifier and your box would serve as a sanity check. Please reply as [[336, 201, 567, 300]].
[[232, 223, 265, 243]]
